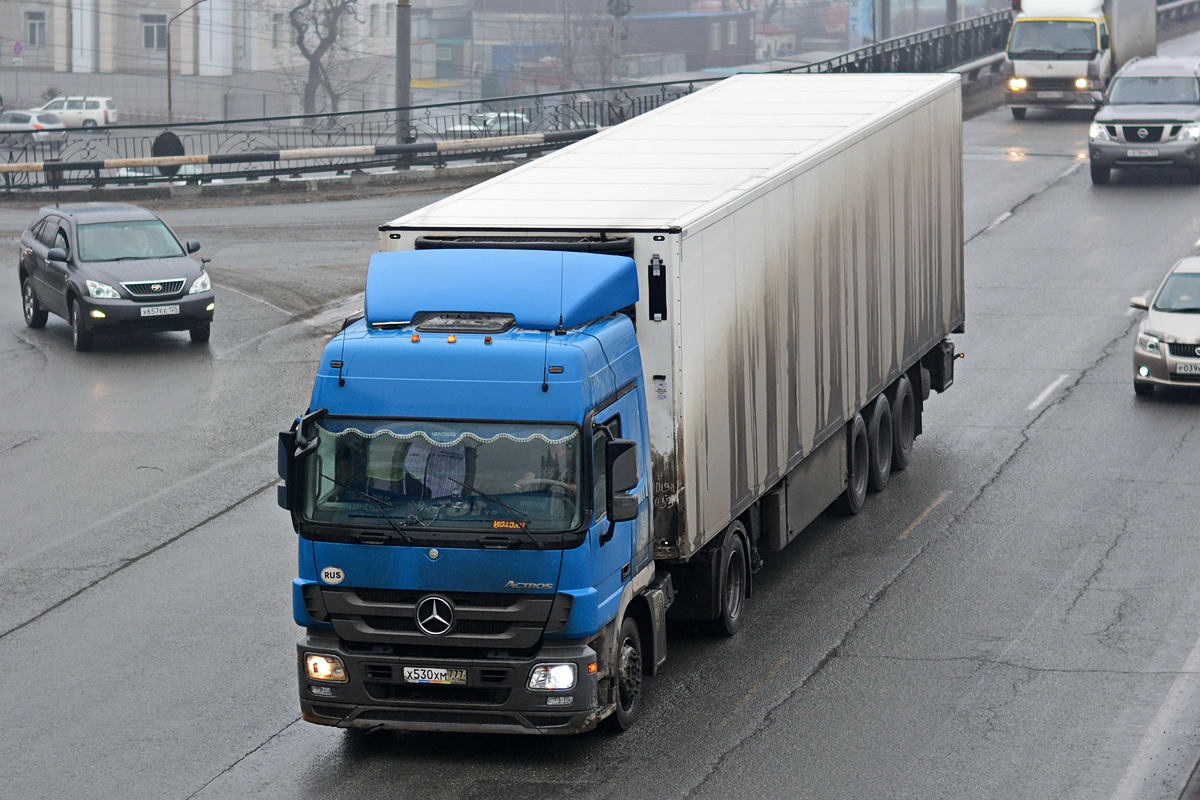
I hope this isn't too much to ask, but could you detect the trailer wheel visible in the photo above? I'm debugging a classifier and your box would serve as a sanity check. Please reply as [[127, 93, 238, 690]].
[[889, 375, 916, 472], [712, 523, 749, 637], [839, 414, 869, 514], [866, 395, 893, 493], [603, 615, 644, 732]]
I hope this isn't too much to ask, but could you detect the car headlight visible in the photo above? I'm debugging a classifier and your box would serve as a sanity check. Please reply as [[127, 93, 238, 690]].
[[528, 663, 576, 691], [188, 271, 211, 294], [1008, 77, 1027, 91], [1089, 121, 1111, 141], [1181, 122, 1200, 141], [303, 652, 348, 682], [86, 279, 120, 299], [1137, 332, 1161, 355]]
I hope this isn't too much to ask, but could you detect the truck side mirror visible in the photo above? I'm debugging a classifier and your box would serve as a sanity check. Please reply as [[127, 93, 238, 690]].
[[606, 438, 639, 524], [278, 429, 297, 510], [47, 247, 67, 262]]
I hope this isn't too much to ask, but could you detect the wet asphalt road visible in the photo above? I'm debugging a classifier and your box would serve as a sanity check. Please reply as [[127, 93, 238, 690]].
[[5, 34, 1200, 798]]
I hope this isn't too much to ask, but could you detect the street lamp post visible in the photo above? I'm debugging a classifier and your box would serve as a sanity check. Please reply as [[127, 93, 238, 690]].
[[167, 0, 208, 124]]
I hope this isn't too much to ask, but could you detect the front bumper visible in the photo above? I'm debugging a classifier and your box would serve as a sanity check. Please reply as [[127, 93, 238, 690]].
[[1133, 344, 1200, 389], [1090, 138, 1200, 170], [1006, 88, 1101, 110], [76, 291, 215, 333], [297, 632, 605, 735]]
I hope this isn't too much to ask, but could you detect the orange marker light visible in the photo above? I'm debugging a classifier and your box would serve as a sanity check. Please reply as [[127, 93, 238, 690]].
[[411, 334, 420, 342], [484, 336, 493, 344], [587, 662, 599, 674], [447, 334, 457, 343]]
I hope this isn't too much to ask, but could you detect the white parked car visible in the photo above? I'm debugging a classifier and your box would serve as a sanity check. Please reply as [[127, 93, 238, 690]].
[[36, 96, 118, 128], [0, 110, 66, 149], [445, 111, 531, 139]]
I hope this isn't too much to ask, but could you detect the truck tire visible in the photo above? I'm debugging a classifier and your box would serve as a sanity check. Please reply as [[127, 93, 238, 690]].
[[603, 615, 644, 732], [839, 414, 869, 515], [1011, 107, 1027, 120], [866, 395, 893, 493], [1090, 164, 1110, 185], [712, 523, 748, 637], [889, 375, 916, 471]]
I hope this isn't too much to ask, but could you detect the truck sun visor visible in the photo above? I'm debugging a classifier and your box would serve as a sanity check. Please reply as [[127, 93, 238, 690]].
[[364, 249, 639, 331]]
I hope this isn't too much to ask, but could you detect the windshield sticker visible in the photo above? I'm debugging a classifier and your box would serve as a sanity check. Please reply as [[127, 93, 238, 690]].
[[493, 520, 528, 530]]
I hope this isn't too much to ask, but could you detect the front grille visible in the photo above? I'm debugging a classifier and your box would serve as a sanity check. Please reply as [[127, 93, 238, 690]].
[[365, 683, 510, 704], [121, 279, 186, 298], [1028, 78, 1079, 91], [354, 588, 517, 608], [1172, 373, 1200, 383], [1167, 342, 1200, 358], [362, 615, 508, 635], [1121, 125, 1165, 144]]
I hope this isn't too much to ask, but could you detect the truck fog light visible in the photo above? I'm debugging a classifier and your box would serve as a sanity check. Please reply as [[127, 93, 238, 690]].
[[1074, 77, 1089, 90], [90, 310, 106, 319], [545, 695, 574, 706], [206, 302, 216, 311], [310, 684, 335, 697], [1139, 366, 1150, 377], [304, 652, 348, 682], [528, 663, 577, 691]]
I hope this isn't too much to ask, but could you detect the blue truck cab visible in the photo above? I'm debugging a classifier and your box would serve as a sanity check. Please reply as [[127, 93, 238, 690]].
[[278, 248, 673, 734]]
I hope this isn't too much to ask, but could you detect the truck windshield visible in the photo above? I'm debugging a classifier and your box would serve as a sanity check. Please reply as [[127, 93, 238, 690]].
[[1108, 76, 1200, 105], [1009, 20, 1097, 58], [301, 418, 583, 533]]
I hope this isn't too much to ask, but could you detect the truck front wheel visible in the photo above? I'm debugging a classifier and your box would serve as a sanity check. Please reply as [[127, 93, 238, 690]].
[[603, 615, 644, 732]]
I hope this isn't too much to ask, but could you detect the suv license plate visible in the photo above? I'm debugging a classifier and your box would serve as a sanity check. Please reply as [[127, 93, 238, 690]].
[[1127, 148, 1159, 158], [403, 666, 467, 685], [1176, 363, 1200, 374], [141, 305, 180, 317], [1036, 91, 1063, 99]]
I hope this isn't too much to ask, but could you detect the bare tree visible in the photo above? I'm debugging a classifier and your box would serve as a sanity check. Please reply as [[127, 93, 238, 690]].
[[288, 0, 360, 113]]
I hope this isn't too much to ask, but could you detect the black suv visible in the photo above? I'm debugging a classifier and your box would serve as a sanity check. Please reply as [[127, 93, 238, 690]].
[[18, 203, 215, 350], [1088, 56, 1200, 185]]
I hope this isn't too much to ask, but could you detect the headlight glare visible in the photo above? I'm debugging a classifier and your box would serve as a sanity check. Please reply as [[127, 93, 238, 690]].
[[1008, 77, 1028, 91], [1182, 123, 1200, 141], [528, 663, 577, 691], [1074, 77, 1091, 90], [1137, 332, 1161, 355], [1089, 121, 1110, 141], [188, 271, 211, 294], [86, 279, 120, 299], [304, 652, 348, 682]]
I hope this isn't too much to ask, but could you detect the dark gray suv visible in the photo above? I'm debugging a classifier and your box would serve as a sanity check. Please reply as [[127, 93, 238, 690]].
[[18, 203, 215, 351], [1089, 56, 1200, 185]]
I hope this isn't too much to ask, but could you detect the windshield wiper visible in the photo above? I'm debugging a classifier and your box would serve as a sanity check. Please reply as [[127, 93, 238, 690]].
[[440, 475, 545, 550], [318, 472, 415, 544]]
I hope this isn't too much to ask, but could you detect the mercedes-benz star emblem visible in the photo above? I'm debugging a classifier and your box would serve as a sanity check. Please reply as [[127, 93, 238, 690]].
[[415, 595, 454, 636]]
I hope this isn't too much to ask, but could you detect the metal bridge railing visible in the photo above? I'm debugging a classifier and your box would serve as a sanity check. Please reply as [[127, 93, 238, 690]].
[[2, 3, 1196, 191]]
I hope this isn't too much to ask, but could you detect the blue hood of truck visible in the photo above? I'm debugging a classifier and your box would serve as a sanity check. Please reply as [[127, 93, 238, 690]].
[[365, 249, 638, 330]]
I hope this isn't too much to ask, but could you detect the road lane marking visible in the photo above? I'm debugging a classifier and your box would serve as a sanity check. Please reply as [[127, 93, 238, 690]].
[[719, 656, 790, 728], [1109, 634, 1200, 800], [897, 490, 952, 541], [1027, 374, 1070, 412]]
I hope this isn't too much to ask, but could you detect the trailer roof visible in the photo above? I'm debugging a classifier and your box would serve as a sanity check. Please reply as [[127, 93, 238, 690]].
[[384, 72, 960, 232]]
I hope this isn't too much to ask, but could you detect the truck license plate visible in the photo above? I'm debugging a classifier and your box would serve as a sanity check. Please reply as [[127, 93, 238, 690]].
[[141, 305, 180, 317], [1036, 91, 1063, 99], [403, 666, 467, 685], [1176, 363, 1200, 374], [1126, 148, 1159, 158]]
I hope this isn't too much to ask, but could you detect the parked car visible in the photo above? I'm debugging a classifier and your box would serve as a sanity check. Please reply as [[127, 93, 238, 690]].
[[36, 95, 118, 127], [1131, 256, 1200, 396], [444, 111, 531, 139], [0, 110, 66, 149], [18, 203, 215, 351], [116, 163, 223, 186], [1088, 56, 1200, 185]]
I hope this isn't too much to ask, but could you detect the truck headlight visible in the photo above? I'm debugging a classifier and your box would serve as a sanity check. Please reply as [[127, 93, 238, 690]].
[[1074, 77, 1092, 90], [528, 663, 576, 691], [1137, 332, 1161, 355], [1008, 77, 1027, 91], [188, 271, 211, 294], [1182, 123, 1200, 141], [86, 279, 120, 299], [304, 652, 348, 682], [1088, 121, 1111, 141]]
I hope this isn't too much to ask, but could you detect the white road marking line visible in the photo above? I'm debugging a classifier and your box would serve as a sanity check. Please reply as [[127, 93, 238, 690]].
[[1027, 374, 1070, 412]]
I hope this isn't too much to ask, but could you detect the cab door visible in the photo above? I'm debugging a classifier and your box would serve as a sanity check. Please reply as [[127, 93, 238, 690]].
[[588, 386, 651, 623]]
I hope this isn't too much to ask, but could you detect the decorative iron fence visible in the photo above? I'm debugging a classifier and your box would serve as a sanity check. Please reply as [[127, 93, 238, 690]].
[[2, 3, 1195, 191]]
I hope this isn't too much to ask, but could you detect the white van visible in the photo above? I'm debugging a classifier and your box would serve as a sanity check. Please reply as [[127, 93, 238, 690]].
[[37, 96, 118, 128]]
